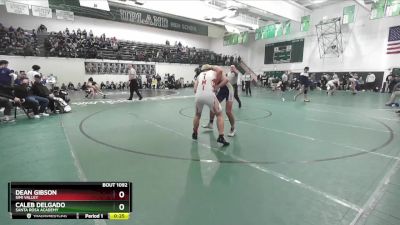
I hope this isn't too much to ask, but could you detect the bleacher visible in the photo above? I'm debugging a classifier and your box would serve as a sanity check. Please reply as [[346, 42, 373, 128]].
[[0, 24, 254, 75], [40, 27, 227, 66]]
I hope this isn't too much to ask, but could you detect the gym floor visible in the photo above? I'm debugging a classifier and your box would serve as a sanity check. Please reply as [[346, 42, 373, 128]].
[[1, 88, 399, 225]]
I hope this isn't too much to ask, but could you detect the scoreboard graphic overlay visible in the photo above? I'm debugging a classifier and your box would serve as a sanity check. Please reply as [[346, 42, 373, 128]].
[[8, 182, 132, 220], [264, 39, 304, 64]]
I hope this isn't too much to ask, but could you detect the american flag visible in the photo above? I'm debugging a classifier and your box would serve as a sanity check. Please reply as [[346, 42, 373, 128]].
[[387, 26, 400, 54]]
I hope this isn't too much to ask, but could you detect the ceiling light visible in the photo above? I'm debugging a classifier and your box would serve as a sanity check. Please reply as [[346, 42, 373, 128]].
[[312, 0, 327, 4]]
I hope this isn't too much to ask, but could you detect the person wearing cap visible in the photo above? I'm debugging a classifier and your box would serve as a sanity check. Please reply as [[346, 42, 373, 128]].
[[32, 74, 55, 113], [192, 64, 230, 146]]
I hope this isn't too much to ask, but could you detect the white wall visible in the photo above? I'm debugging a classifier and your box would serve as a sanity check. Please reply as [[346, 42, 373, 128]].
[[0, 6, 211, 48], [211, 1, 400, 74]]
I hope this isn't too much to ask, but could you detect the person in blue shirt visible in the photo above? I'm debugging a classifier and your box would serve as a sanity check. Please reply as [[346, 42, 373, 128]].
[[0, 60, 20, 122], [0, 60, 12, 86]]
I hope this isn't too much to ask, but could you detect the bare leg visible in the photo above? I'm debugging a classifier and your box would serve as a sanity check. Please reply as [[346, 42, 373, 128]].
[[304, 87, 309, 101], [215, 111, 224, 135], [225, 101, 235, 131], [209, 111, 215, 123], [351, 82, 357, 94], [192, 112, 201, 140], [202, 111, 215, 129], [386, 91, 400, 105], [294, 85, 304, 101], [215, 111, 229, 146]]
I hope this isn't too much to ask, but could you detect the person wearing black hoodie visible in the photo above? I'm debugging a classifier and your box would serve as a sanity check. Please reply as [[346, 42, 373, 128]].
[[1, 78, 41, 119], [32, 74, 54, 112]]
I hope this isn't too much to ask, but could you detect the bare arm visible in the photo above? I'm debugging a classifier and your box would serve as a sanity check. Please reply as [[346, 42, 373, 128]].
[[194, 80, 198, 94], [213, 66, 228, 91]]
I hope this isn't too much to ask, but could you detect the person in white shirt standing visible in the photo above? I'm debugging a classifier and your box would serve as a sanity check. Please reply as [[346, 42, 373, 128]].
[[127, 64, 143, 100], [27, 65, 41, 85], [294, 67, 310, 102], [279, 71, 289, 101], [244, 72, 252, 96], [228, 65, 242, 108], [366, 73, 376, 91], [193, 64, 230, 146]]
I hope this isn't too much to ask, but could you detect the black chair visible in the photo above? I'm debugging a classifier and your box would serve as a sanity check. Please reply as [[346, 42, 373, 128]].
[[13, 102, 32, 119]]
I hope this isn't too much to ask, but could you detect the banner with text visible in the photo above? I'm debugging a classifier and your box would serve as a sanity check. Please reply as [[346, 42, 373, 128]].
[[386, 0, 400, 17], [255, 22, 291, 41], [32, 5, 52, 18], [48, 0, 208, 36], [301, 15, 310, 32], [5, 1, 29, 15], [343, 5, 355, 24], [56, 9, 74, 21], [223, 32, 249, 46], [370, 0, 387, 19]]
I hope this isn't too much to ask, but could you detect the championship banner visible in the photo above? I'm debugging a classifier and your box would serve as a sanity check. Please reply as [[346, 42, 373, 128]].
[[32, 5, 52, 18], [241, 32, 249, 44], [370, 0, 386, 19], [343, 5, 355, 24], [256, 23, 290, 41], [275, 23, 283, 38], [56, 9, 74, 21], [386, 0, 400, 17], [223, 32, 249, 46], [255, 28, 262, 40], [301, 15, 310, 32], [265, 24, 276, 39], [5, 1, 29, 15], [223, 34, 238, 46], [283, 21, 291, 35]]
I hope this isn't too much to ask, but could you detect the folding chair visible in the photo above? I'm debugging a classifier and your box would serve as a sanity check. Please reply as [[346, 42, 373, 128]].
[[13, 102, 32, 119]]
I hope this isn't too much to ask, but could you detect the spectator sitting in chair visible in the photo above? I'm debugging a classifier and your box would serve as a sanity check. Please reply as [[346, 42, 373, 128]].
[[385, 76, 400, 107], [19, 77, 49, 117], [8, 78, 42, 119], [0, 93, 20, 123], [32, 74, 55, 113], [0, 76, 20, 123], [0, 59, 20, 122]]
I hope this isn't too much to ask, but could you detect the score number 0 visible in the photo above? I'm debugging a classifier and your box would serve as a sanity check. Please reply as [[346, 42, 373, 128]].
[[118, 191, 125, 211]]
